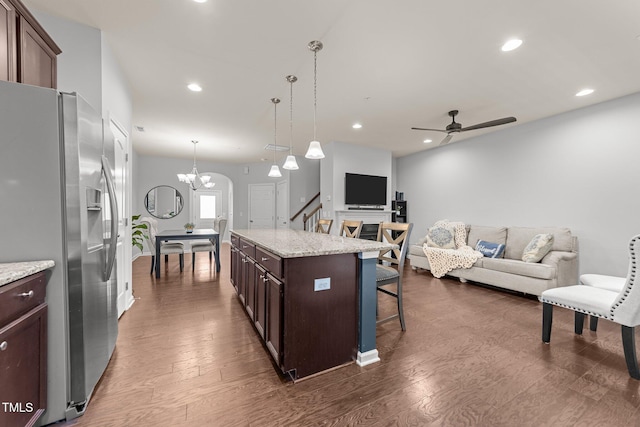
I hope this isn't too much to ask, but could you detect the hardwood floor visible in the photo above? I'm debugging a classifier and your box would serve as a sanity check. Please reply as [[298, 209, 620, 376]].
[[57, 244, 640, 426]]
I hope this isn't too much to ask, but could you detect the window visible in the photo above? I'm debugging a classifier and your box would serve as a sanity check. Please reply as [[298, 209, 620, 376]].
[[199, 194, 216, 219]]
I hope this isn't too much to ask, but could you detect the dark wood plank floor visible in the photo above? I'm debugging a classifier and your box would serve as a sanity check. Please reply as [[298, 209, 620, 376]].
[[57, 244, 640, 426]]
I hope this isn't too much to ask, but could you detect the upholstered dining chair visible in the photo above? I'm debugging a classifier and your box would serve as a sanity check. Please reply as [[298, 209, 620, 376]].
[[316, 218, 333, 234], [580, 273, 627, 331], [539, 234, 640, 379], [139, 217, 184, 274], [339, 220, 363, 238], [375, 222, 413, 331], [191, 218, 227, 272]]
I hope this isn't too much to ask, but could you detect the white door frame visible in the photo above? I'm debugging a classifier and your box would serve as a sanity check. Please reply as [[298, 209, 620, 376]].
[[109, 116, 132, 316]]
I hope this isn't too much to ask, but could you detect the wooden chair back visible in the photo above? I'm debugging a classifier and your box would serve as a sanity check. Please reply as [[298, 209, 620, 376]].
[[377, 222, 413, 267], [315, 218, 333, 234], [340, 220, 363, 238]]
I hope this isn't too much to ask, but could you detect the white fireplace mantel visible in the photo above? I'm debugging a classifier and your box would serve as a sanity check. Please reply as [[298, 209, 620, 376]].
[[334, 210, 393, 234]]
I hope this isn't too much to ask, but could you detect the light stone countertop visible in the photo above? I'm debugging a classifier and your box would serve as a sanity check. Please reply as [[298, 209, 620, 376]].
[[231, 229, 395, 258], [0, 260, 55, 286]]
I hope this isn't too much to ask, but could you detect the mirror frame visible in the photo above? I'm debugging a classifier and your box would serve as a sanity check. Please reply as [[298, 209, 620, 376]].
[[144, 185, 184, 219]]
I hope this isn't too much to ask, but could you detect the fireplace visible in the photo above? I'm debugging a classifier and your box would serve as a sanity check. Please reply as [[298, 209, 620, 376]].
[[359, 223, 379, 241]]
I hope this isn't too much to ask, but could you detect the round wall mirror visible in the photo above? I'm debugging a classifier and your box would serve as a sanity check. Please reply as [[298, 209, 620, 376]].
[[144, 186, 184, 219]]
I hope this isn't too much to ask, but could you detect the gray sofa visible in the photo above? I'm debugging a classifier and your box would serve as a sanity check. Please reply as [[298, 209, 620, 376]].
[[409, 225, 579, 296]]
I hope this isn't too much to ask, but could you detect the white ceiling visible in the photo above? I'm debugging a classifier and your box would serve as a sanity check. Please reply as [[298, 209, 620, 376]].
[[25, 0, 640, 164]]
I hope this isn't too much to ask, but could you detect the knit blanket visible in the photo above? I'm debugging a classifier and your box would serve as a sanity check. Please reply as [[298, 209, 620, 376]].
[[422, 220, 483, 278], [422, 245, 483, 278]]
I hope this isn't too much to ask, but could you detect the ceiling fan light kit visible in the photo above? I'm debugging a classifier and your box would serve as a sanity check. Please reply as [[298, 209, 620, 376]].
[[411, 109, 517, 146]]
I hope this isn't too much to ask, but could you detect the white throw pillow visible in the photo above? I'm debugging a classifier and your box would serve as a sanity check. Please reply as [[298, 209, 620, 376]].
[[522, 234, 554, 263], [426, 222, 457, 249]]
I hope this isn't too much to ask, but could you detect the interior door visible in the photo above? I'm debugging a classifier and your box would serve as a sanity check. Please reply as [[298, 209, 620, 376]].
[[276, 180, 288, 229], [193, 189, 222, 229], [249, 183, 275, 229], [110, 120, 128, 318]]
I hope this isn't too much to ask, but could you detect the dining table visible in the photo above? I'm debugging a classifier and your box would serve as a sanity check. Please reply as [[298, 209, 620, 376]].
[[155, 228, 220, 278]]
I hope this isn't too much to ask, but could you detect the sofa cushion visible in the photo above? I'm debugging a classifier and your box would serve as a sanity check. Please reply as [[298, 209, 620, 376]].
[[504, 227, 573, 260], [467, 225, 507, 250], [522, 234, 554, 263], [482, 258, 556, 280], [409, 244, 426, 258], [475, 240, 505, 258], [426, 222, 457, 249]]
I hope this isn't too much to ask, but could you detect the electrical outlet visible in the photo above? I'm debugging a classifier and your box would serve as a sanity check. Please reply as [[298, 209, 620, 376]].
[[314, 277, 330, 291]]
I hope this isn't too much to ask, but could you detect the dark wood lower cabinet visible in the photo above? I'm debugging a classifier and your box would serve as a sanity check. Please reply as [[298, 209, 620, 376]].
[[0, 271, 48, 427], [231, 233, 358, 380], [245, 257, 256, 321], [254, 264, 266, 339], [265, 273, 282, 364]]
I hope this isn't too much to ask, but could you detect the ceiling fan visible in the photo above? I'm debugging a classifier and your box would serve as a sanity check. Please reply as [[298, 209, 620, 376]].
[[411, 110, 517, 145]]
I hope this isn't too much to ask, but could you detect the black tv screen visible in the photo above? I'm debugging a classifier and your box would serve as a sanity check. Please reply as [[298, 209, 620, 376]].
[[345, 173, 387, 206]]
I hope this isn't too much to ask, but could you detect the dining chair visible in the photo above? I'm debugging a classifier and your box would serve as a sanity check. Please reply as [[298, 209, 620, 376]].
[[139, 217, 184, 274], [339, 220, 363, 238], [191, 218, 227, 272], [316, 218, 333, 234], [580, 273, 627, 331], [539, 234, 640, 379], [375, 222, 413, 331]]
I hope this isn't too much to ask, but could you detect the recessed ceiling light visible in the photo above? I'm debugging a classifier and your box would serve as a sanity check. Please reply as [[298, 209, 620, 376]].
[[352, 123, 362, 129], [576, 88, 594, 97], [423, 139, 432, 144], [187, 83, 202, 92], [501, 39, 523, 52], [193, 0, 207, 3]]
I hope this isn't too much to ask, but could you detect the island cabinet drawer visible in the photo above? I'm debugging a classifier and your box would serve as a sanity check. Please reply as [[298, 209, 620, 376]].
[[239, 238, 256, 259], [0, 272, 46, 326], [256, 246, 282, 278], [231, 233, 240, 248]]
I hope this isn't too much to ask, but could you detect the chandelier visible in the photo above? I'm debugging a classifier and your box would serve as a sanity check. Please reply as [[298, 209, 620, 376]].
[[268, 98, 282, 177], [305, 40, 325, 159], [282, 75, 299, 170], [177, 140, 214, 190]]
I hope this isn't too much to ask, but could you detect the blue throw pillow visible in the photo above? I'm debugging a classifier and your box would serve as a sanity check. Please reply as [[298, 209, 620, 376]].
[[475, 240, 505, 258]]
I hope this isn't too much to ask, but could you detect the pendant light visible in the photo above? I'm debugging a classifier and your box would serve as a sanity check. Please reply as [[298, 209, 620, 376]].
[[282, 75, 299, 170], [177, 140, 213, 190], [268, 98, 282, 178], [305, 40, 325, 159]]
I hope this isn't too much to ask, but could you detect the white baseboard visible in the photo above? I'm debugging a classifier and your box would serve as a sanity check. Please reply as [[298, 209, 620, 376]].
[[356, 349, 380, 367]]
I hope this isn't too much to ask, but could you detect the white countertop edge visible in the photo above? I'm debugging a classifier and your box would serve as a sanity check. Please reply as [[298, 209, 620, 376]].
[[0, 260, 55, 286]]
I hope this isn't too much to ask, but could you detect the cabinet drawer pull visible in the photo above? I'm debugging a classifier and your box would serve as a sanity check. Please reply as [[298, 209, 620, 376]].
[[18, 290, 34, 298], [0, 341, 7, 351], [261, 257, 269, 262]]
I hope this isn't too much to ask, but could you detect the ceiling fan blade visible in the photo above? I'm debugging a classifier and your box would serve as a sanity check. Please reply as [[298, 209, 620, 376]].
[[460, 117, 517, 132], [411, 127, 448, 133], [439, 134, 453, 145]]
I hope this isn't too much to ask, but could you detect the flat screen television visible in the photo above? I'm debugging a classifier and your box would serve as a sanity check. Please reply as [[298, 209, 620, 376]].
[[345, 173, 387, 206]]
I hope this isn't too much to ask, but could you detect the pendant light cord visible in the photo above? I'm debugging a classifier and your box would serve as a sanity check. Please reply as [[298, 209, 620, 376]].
[[313, 49, 317, 141], [274, 101, 278, 163], [290, 80, 294, 154]]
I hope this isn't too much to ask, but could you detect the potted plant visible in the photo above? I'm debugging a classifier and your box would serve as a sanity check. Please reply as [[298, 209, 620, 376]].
[[131, 214, 148, 251], [184, 222, 195, 233]]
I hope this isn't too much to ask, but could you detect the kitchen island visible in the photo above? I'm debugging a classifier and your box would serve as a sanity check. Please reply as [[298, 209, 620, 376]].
[[230, 229, 394, 380]]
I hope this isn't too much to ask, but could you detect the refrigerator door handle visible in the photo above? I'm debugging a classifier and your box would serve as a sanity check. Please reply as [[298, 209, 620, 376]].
[[102, 155, 119, 280]]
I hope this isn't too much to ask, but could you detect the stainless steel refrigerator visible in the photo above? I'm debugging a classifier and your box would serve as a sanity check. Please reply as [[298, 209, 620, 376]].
[[0, 80, 119, 424]]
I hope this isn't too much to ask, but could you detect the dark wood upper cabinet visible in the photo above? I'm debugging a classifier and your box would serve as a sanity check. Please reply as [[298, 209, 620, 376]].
[[0, 0, 60, 88]]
